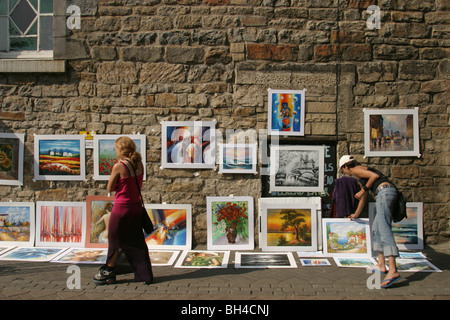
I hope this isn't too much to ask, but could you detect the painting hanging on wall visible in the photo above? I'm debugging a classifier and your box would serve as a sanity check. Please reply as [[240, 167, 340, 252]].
[[0, 247, 68, 262], [270, 145, 325, 193], [268, 89, 306, 136], [0, 202, 35, 247], [207, 196, 254, 251], [161, 121, 216, 169], [234, 252, 297, 268], [85, 195, 114, 248], [51, 248, 108, 264], [93, 134, 146, 181], [174, 250, 230, 268], [363, 108, 420, 157], [322, 218, 371, 258], [36, 201, 86, 248], [0, 133, 24, 186], [259, 197, 319, 252], [144, 204, 192, 250], [369, 202, 423, 250], [33, 135, 86, 181], [218, 144, 257, 174]]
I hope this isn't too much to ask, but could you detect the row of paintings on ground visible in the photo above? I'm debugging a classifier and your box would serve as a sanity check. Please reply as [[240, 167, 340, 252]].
[[0, 107, 421, 186], [0, 197, 424, 253], [0, 246, 441, 272]]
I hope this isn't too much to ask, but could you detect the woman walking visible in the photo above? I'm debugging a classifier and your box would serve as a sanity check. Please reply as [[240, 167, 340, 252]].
[[339, 155, 402, 288], [93, 137, 153, 285]]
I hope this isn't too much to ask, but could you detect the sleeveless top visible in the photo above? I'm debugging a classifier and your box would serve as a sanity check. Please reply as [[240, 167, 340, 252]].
[[113, 162, 143, 205], [359, 167, 391, 194]]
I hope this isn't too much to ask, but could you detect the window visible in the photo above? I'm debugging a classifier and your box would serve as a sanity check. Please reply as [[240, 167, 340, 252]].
[[0, 0, 54, 58]]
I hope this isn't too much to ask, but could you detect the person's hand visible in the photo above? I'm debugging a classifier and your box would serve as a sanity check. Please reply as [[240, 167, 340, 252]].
[[349, 213, 359, 220]]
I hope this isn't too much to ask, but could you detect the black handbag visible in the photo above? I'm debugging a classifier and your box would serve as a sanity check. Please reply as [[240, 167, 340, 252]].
[[124, 159, 154, 234]]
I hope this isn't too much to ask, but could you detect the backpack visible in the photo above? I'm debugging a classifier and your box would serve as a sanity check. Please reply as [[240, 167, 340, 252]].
[[392, 190, 407, 223]]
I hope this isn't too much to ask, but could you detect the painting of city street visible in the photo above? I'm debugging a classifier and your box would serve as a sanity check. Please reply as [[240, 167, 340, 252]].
[[322, 219, 371, 258], [270, 145, 324, 192], [364, 108, 420, 157]]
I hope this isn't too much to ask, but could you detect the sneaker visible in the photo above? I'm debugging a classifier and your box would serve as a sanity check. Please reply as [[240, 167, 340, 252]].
[[93, 265, 116, 285]]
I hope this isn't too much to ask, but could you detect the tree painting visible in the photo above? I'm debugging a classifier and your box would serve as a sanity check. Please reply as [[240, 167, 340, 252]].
[[267, 208, 312, 247]]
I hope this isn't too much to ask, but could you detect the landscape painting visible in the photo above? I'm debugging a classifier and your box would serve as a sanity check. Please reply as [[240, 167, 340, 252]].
[[34, 135, 85, 181], [219, 144, 257, 174], [322, 218, 371, 258], [333, 257, 376, 268], [268, 89, 306, 136], [0, 133, 24, 186], [0, 247, 67, 262], [85, 195, 114, 248], [0, 202, 35, 247], [174, 250, 230, 268]]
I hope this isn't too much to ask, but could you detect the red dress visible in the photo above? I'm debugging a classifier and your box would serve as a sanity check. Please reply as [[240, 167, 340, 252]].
[[106, 162, 153, 282]]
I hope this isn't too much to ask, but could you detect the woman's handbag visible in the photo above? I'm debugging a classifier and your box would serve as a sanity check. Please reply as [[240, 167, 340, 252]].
[[124, 160, 154, 234]]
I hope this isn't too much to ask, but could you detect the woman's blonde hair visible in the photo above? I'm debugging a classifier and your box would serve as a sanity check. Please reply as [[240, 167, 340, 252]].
[[115, 136, 142, 168]]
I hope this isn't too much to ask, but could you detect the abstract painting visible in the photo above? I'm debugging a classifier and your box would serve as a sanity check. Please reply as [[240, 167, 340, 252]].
[[161, 121, 216, 169], [300, 258, 331, 267], [0, 202, 35, 247], [85, 195, 114, 248], [36, 201, 86, 248], [0, 133, 24, 186], [364, 108, 420, 157], [174, 250, 230, 268], [207, 196, 254, 250], [322, 218, 371, 258], [93, 134, 146, 180], [234, 252, 297, 268], [268, 89, 306, 136], [51, 248, 107, 264], [270, 145, 325, 193], [0, 247, 68, 262], [218, 143, 257, 174], [148, 250, 179, 266], [33, 135, 86, 181], [144, 204, 192, 250]]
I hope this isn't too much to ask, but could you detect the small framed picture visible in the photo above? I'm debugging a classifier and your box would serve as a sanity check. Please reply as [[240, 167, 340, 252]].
[[174, 250, 230, 268], [234, 252, 297, 269], [268, 89, 306, 136], [0, 202, 35, 247], [218, 144, 257, 174], [0, 133, 25, 186]]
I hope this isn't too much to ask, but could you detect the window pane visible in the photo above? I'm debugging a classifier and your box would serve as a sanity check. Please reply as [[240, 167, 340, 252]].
[[10, 36, 37, 51], [10, 0, 36, 33], [29, 0, 38, 10], [39, 16, 52, 50], [40, 0, 53, 14], [0, 1, 7, 15], [0, 17, 7, 51]]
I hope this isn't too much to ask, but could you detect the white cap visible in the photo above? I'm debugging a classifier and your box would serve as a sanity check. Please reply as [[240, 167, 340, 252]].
[[339, 155, 355, 169]]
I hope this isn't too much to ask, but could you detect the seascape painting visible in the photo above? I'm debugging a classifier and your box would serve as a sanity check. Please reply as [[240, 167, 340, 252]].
[[0, 247, 67, 262], [0, 202, 34, 246], [219, 144, 257, 174], [268, 89, 306, 136], [85, 196, 114, 248], [0, 133, 24, 186], [334, 257, 376, 268], [235, 252, 297, 268]]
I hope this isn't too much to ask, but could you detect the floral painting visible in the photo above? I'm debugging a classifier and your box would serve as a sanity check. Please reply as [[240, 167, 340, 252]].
[[207, 197, 254, 250], [0, 202, 35, 247], [0, 133, 24, 186], [85, 196, 114, 248], [268, 89, 306, 136]]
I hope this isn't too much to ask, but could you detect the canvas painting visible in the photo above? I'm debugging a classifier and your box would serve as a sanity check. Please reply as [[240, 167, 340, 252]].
[[395, 259, 442, 272], [207, 196, 254, 251], [34, 135, 86, 181], [148, 250, 179, 266], [300, 258, 331, 267], [0, 133, 24, 186], [364, 108, 420, 157], [270, 145, 325, 193], [259, 197, 319, 252], [36, 201, 86, 248], [144, 204, 192, 250], [0, 247, 67, 262], [85, 195, 114, 248], [333, 257, 376, 268], [93, 134, 146, 180], [218, 144, 257, 174], [234, 252, 297, 268], [268, 89, 306, 136], [0, 202, 35, 247], [174, 250, 230, 268], [51, 248, 107, 264], [161, 121, 216, 169], [322, 218, 371, 258], [369, 202, 423, 250]]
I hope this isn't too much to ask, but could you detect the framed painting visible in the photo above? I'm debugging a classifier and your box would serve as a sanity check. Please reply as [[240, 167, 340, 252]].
[[218, 143, 257, 174], [51, 248, 108, 264], [268, 88, 306, 136], [259, 197, 319, 252], [144, 204, 192, 250], [369, 202, 423, 250], [299, 258, 331, 267], [93, 134, 146, 181], [395, 259, 441, 273], [36, 201, 86, 248], [174, 250, 230, 268], [207, 196, 254, 251], [85, 195, 114, 248], [269, 145, 325, 193], [333, 257, 376, 268], [322, 218, 371, 258], [234, 252, 297, 269], [0, 202, 35, 247], [161, 121, 216, 169], [0, 133, 24, 186], [33, 135, 86, 181], [148, 250, 180, 266], [0, 247, 68, 262], [364, 108, 420, 157]]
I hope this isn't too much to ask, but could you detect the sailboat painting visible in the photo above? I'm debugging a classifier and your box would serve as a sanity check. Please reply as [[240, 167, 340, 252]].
[[36, 202, 86, 248]]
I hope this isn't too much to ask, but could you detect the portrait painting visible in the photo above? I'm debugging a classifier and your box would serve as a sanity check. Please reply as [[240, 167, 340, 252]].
[[207, 196, 254, 251], [234, 252, 297, 268], [161, 121, 216, 169], [268, 89, 306, 136], [364, 108, 420, 157], [33, 135, 85, 181], [218, 143, 257, 174], [0, 133, 24, 186], [174, 250, 230, 268], [51, 248, 107, 264], [0, 202, 35, 247], [85, 195, 114, 248]]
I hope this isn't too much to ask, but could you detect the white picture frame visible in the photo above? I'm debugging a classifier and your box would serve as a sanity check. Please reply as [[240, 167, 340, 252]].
[[51, 247, 108, 264], [0, 247, 68, 262], [268, 88, 306, 136], [148, 250, 180, 266], [218, 143, 257, 174], [0, 202, 35, 247], [174, 250, 230, 268], [234, 252, 297, 269], [0, 133, 25, 186]]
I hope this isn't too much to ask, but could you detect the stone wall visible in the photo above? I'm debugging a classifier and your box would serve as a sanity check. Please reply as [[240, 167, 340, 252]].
[[0, 0, 448, 245]]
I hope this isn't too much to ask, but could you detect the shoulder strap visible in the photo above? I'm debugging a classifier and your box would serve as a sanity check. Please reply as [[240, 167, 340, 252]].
[[123, 159, 145, 208]]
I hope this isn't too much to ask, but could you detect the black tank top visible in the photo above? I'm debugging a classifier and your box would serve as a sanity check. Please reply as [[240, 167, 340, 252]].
[[359, 167, 391, 194]]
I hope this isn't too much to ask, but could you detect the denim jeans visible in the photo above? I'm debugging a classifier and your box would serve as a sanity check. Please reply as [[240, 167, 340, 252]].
[[370, 187, 399, 257]]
